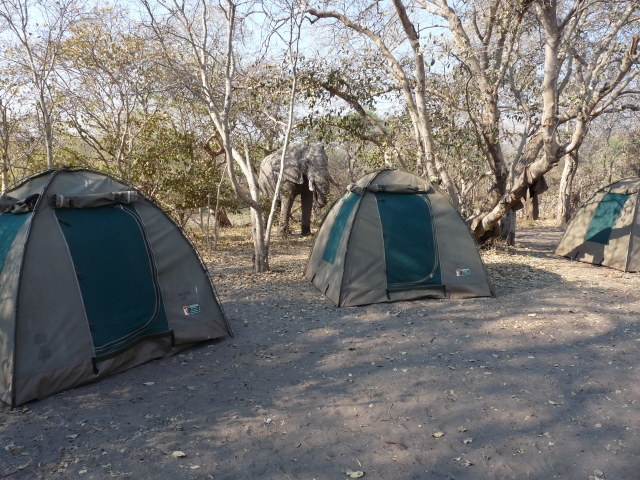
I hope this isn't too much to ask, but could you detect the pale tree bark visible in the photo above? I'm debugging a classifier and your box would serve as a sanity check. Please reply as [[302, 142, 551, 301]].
[[507, 62, 537, 186], [217, 5, 269, 272], [475, 131, 543, 233], [306, 2, 459, 207], [391, 0, 458, 207], [0, 0, 78, 170], [552, 3, 640, 222], [0, 98, 10, 191], [417, 0, 534, 207], [213, 164, 227, 250], [480, 2, 576, 232], [557, 150, 578, 224]]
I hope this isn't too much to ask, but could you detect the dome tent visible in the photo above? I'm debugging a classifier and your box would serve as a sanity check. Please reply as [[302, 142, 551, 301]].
[[0, 168, 232, 407], [555, 177, 640, 271], [306, 169, 493, 306]]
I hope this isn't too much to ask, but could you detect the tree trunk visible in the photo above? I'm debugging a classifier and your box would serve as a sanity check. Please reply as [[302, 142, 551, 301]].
[[250, 201, 269, 272], [481, 95, 510, 210], [213, 164, 227, 250], [502, 209, 516, 246], [1, 102, 8, 192], [383, 150, 392, 167], [207, 194, 211, 249], [473, 131, 546, 238], [488, 171, 509, 212], [347, 154, 355, 182], [557, 150, 579, 225], [38, 91, 54, 170], [1, 151, 7, 192], [434, 154, 460, 209], [391, 0, 459, 207]]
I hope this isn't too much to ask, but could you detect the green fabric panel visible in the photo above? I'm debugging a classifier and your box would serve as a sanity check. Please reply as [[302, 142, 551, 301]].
[[375, 193, 442, 289], [55, 205, 169, 358], [0, 213, 31, 275], [585, 193, 630, 245], [322, 192, 359, 265]]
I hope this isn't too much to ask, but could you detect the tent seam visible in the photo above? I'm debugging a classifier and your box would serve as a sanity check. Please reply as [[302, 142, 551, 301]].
[[50, 203, 97, 358], [337, 169, 387, 306], [11, 168, 63, 408]]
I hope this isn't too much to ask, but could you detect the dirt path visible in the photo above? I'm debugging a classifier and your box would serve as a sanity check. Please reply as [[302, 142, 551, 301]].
[[2, 226, 640, 480]]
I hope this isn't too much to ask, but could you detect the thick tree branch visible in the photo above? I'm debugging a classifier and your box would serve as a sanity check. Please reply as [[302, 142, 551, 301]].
[[319, 80, 407, 168]]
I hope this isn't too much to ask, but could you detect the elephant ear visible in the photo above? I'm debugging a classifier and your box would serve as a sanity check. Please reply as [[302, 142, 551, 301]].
[[306, 144, 330, 208], [258, 144, 308, 197]]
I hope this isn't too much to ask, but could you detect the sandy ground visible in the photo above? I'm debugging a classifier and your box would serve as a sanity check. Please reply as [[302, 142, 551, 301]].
[[2, 225, 640, 480]]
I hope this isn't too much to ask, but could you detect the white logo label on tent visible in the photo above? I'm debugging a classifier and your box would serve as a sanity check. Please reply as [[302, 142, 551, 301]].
[[456, 268, 471, 276], [183, 304, 201, 315]]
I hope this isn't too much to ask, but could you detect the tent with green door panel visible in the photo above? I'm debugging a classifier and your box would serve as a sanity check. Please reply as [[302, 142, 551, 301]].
[[0, 168, 232, 407], [555, 177, 640, 271], [306, 169, 493, 306]]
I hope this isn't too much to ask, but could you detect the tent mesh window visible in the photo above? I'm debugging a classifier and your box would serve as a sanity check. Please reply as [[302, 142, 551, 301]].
[[322, 192, 359, 265], [0, 213, 31, 273], [585, 193, 631, 245], [375, 193, 442, 290]]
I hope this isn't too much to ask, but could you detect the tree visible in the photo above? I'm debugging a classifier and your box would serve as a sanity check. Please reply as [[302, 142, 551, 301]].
[[59, 7, 164, 181], [476, 0, 639, 235], [416, 0, 536, 215], [298, 56, 409, 168], [261, 0, 304, 248], [142, 0, 305, 272], [0, 49, 42, 189], [0, 0, 80, 169], [0, 77, 21, 190], [306, 0, 460, 206], [554, 1, 639, 223]]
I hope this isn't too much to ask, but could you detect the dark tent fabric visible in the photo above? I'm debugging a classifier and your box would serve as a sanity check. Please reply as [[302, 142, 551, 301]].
[[555, 177, 640, 271], [376, 192, 441, 290], [584, 193, 631, 245], [306, 169, 493, 306], [0, 168, 232, 406]]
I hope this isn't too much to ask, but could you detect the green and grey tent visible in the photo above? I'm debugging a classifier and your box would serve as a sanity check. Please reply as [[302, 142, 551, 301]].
[[0, 168, 232, 407], [555, 177, 640, 271], [306, 169, 493, 306]]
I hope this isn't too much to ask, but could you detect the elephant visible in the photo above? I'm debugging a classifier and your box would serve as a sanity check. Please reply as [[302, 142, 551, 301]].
[[258, 143, 330, 236]]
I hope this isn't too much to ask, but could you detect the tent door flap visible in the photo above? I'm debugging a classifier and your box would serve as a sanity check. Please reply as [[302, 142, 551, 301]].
[[55, 204, 170, 359], [374, 193, 442, 291]]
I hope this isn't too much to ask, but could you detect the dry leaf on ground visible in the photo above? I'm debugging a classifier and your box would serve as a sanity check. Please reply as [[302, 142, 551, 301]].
[[345, 468, 364, 478]]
